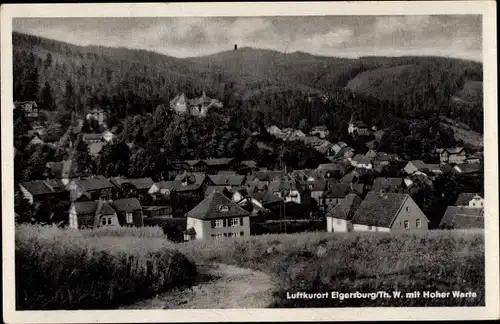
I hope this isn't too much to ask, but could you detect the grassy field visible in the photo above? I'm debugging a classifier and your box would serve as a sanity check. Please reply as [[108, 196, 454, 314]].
[[177, 230, 485, 307], [15, 225, 196, 310]]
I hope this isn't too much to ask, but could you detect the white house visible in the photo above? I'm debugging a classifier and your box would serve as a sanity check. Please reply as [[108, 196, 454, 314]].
[[185, 191, 251, 240], [326, 194, 362, 232]]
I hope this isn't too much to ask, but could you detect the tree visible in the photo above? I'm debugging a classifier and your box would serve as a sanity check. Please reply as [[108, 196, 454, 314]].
[[22, 66, 39, 101], [298, 118, 309, 133], [44, 52, 53, 70], [40, 81, 55, 111]]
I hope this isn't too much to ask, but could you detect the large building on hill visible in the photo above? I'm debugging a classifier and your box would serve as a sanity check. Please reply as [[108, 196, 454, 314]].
[[169, 92, 223, 117]]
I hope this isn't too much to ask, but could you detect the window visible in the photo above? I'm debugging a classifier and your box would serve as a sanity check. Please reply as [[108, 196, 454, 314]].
[[219, 205, 229, 212], [216, 234, 223, 240], [228, 233, 234, 238], [230, 218, 239, 227], [416, 219, 421, 228], [405, 206, 410, 212], [126, 212, 133, 223], [223, 233, 228, 237], [404, 220, 409, 229], [215, 219, 224, 228], [101, 217, 107, 226], [234, 232, 240, 237], [107, 217, 112, 225], [240, 232, 244, 236], [211, 234, 216, 238]]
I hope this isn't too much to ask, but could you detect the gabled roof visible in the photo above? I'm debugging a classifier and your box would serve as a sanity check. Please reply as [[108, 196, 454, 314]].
[[248, 190, 283, 205], [169, 93, 189, 109], [302, 180, 328, 192], [208, 174, 245, 186], [322, 183, 351, 198], [439, 206, 484, 229], [372, 177, 403, 192], [154, 181, 182, 191], [113, 198, 142, 212], [82, 133, 102, 141], [340, 171, 358, 183], [240, 160, 257, 169], [251, 170, 286, 182], [454, 164, 482, 174], [204, 186, 231, 197], [317, 163, 344, 171], [127, 177, 154, 190], [174, 172, 206, 185], [352, 154, 372, 165], [204, 158, 234, 166], [73, 176, 113, 192], [326, 194, 362, 220], [72, 200, 116, 216], [89, 142, 104, 155], [20, 180, 61, 196], [454, 193, 482, 206], [186, 191, 250, 220], [351, 192, 414, 227]]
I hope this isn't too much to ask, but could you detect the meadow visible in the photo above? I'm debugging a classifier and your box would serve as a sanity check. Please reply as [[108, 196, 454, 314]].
[[177, 230, 485, 307], [15, 225, 484, 309], [15, 225, 196, 310]]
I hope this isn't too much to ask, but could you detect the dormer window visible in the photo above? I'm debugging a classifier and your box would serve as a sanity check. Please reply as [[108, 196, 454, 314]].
[[219, 205, 229, 212]]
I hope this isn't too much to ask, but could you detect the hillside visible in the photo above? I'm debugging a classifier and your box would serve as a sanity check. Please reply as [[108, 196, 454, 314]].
[[13, 32, 483, 132]]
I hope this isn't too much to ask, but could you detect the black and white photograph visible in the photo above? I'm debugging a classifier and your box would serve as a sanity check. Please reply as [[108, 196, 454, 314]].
[[1, 2, 498, 323]]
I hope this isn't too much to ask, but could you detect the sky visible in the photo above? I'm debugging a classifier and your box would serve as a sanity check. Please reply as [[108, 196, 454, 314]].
[[13, 15, 482, 61]]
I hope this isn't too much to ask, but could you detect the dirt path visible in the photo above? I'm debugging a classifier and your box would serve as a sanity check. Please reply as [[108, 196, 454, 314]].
[[119, 263, 275, 309]]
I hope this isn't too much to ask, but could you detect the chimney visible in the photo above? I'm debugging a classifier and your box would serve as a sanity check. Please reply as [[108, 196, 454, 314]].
[[234, 44, 238, 51]]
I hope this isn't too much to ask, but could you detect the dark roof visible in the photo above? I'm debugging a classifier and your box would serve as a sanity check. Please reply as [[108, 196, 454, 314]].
[[240, 160, 257, 168], [248, 190, 283, 205], [127, 178, 154, 190], [454, 164, 482, 174], [88, 142, 104, 155], [351, 192, 412, 227], [252, 170, 286, 182], [322, 183, 351, 198], [20, 181, 56, 196], [439, 206, 484, 229], [326, 194, 362, 220], [208, 174, 245, 186], [46, 160, 73, 178], [203, 158, 234, 166], [186, 192, 250, 220], [82, 133, 102, 141], [302, 180, 328, 192], [340, 171, 358, 183], [317, 163, 344, 171], [204, 186, 231, 197], [454, 193, 482, 206], [113, 198, 142, 212], [72, 200, 116, 216], [352, 154, 372, 165], [155, 181, 182, 191], [175, 172, 206, 184], [372, 177, 403, 192], [74, 175, 113, 192]]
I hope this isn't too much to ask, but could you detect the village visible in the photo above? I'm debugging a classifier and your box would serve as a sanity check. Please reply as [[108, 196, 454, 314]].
[[14, 92, 484, 242]]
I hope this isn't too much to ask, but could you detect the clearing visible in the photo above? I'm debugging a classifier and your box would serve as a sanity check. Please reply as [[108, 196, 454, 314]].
[[119, 263, 275, 309]]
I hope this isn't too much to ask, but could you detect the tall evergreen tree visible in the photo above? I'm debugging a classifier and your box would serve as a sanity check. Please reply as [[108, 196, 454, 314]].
[[40, 81, 55, 111]]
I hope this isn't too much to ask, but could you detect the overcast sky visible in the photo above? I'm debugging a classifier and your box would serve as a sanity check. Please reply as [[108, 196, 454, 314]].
[[13, 15, 482, 61]]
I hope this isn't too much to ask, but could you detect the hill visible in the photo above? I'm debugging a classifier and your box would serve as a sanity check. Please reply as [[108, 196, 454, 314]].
[[13, 32, 483, 132]]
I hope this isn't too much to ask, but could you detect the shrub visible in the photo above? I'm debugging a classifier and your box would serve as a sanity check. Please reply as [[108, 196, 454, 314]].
[[15, 225, 196, 310]]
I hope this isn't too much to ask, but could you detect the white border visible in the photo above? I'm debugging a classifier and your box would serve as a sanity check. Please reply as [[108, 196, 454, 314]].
[[2, 2, 499, 323]]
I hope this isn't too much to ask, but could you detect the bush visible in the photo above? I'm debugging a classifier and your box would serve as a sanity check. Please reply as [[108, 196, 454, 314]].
[[178, 230, 484, 307], [15, 225, 196, 310]]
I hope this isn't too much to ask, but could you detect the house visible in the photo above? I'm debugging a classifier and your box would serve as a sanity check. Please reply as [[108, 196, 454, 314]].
[[170, 92, 222, 117], [320, 183, 351, 211], [67, 175, 114, 202], [454, 193, 484, 208], [28, 135, 44, 146], [82, 133, 103, 145], [68, 200, 118, 229], [267, 125, 283, 137], [317, 163, 346, 179], [203, 158, 235, 174], [15, 101, 38, 118], [148, 180, 181, 198], [204, 186, 232, 198], [326, 194, 362, 232], [110, 177, 154, 199], [436, 147, 467, 164], [332, 141, 348, 155], [248, 169, 286, 184], [465, 154, 481, 164], [315, 141, 336, 157], [365, 150, 378, 161], [337, 146, 355, 160], [185, 191, 251, 240], [248, 190, 284, 209], [351, 154, 373, 169], [371, 177, 404, 193], [404, 160, 442, 175], [86, 109, 107, 125], [268, 180, 301, 204], [19, 179, 69, 206], [454, 163, 482, 175], [309, 126, 329, 139], [350, 192, 429, 232], [88, 142, 105, 158], [236, 194, 269, 217], [290, 169, 318, 182], [303, 180, 328, 204], [102, 130, 115, 143], [143, 205, 173, 219], [45, 160, 73, 185], [373, 153, 391, 167], [112, 198, 144, 227], [207, 174, 245, 188], [236, 160, 258, 175], [439, 206, 484, 229], [348, 115, 372, 137]]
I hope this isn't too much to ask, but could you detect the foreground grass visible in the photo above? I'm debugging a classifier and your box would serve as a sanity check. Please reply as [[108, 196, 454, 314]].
[[16, 225, 196, 310], [177, 230, 484, 307]]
